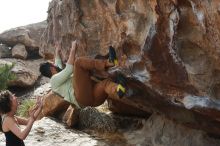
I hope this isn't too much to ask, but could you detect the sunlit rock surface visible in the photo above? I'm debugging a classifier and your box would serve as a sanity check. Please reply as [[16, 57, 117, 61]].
[[39, 0, 220, 135], [1, 114, 220, 146], [0, 117, 109, 146]]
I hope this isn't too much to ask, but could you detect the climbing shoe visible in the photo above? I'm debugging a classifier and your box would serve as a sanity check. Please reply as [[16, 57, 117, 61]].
[[115, 73, 127, 98], [109, 46, 118, 65]]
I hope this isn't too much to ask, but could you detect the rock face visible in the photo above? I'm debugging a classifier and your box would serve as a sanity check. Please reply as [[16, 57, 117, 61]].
[[39, 92, 69, 119], [0, 21, 47, 51], [124, 114, 220, 146], [40, 0, 220, 135], [0, 59, 41, 87]]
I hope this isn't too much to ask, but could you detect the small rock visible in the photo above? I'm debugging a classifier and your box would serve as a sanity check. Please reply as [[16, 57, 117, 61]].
[[79, 107, 116, 132], [34, 127, 45, 134], [12, 43, 27, 59]]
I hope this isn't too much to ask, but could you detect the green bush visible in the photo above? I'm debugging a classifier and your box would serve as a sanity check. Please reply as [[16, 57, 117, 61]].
[[17, 99, 36, 117], [0, 63, 35, 117], [0, 63, 16, 90]]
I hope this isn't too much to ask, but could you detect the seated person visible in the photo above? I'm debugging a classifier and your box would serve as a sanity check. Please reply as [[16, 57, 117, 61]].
[[39, 41, 126, 109]]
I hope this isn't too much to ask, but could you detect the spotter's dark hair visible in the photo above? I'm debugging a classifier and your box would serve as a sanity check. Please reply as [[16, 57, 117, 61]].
[[0, 90, 13, 114]]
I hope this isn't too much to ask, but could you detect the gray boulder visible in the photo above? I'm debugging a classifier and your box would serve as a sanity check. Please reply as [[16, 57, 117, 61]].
[[0, 21, 47, 51], [12, 43, 27, 60], [0, 59, 43, 87]]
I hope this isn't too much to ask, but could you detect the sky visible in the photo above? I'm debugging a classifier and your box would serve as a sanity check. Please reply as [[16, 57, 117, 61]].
[[0, 0, 51, 33]]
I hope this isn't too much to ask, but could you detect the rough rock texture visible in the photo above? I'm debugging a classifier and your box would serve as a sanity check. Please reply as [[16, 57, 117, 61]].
[[40, 0, 220, 135], [0, 44, 11, 58], [39, 91, 70, 119], [0, 117, 110, 146], [62, 105, 79, 127], [12, 43, 28, 59], [33, 83, 51, 98], [79, 107, 116, 132], [124, 114, 220, 146], [1, 114, 220, 146], [0, 59, 40, 87], [0, 21, 47, 51]]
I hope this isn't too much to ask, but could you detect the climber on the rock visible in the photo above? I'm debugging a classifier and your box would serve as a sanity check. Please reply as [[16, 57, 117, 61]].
[[39, 40, 127, 109]]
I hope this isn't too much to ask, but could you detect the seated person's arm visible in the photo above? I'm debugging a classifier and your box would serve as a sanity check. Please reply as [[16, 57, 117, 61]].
[[55, 58, 63, 69], [67, 40, 77, 65], [54, 41, 63, 69], [50, 41, 77, 89]]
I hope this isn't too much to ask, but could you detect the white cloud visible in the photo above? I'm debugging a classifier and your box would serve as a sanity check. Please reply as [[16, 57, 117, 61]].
[[0, 0, 51, 33]]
